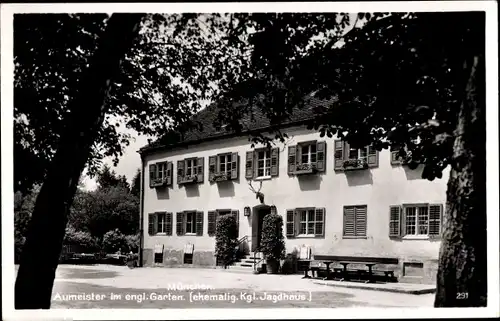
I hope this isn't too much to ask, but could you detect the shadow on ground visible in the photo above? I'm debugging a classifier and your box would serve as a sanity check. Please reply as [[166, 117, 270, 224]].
[[51, 281, 367, 309]]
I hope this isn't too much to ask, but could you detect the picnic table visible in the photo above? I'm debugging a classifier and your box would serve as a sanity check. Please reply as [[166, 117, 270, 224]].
[[338, 261, 377, 283]]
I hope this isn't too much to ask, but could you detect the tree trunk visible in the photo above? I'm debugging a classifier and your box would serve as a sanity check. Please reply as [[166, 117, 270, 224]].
[[14, 14, 143, 309], [434, 54, 486, 307]]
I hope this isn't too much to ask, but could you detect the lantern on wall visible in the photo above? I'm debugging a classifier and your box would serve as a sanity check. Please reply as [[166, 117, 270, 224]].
[[244, 206, 251, 217], [270, 205, 277, 216]]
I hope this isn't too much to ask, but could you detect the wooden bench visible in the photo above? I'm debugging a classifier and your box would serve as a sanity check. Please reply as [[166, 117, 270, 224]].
[[313, 255, 399, 283]]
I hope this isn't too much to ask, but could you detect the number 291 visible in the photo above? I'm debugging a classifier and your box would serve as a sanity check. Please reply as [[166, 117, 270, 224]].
[[456, 292, 468, 299]]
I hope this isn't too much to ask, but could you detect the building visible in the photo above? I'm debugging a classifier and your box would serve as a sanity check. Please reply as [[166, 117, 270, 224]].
[[138, 98, 448, 284]]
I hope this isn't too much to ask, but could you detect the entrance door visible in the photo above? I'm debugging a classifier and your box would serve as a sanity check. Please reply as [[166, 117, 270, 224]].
[[251, 206, 270, 252]]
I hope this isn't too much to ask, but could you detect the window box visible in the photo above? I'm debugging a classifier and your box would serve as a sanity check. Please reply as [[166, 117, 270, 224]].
[[211, 172, 229, 182], [342, 159, 369, 171], [151, 178, 169, 187], [295, 162, 318, 175], [179, 175, 198, 185]]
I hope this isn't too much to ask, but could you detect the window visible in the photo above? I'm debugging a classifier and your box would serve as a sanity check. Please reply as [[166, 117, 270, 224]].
[[219, 154, 232, 175], [343, 205, 367, 238], [149, 162, 173, 187], [389, 204, 443, 239], [186, 159, 197, 177], [176, 211, 204, 236], [287, 141, 326, 174], [177, 157, 204, 184], [285, 208, 325, 237], [209, 153, 239, 182], [334, 140, 378, 170], [157, 212, 166, 233], [245, 148, 279, 179], [405, 205, 429, 236], [148, 212, 172, 236], [301, 144, 317, 165], [185, 211, 197, 234]]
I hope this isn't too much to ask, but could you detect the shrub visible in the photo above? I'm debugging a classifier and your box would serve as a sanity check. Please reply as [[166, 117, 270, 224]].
[[102, 229, 128, 253], [64, 226, 98, 252], [215, 214, 238, 267], [260, 214, 286, 262], [125, 234, 140, 253]]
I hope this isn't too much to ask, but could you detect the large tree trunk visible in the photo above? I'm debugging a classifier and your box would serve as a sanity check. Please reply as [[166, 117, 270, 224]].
[[434, 54, 486, 307], [14, 14, 143, 309]]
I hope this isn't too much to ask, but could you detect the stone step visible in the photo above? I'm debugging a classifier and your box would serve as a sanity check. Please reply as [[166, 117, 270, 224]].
[[225, 265, 256, 274]]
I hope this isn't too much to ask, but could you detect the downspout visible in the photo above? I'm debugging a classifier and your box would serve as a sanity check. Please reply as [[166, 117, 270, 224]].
[[138, 152, 145, 267]]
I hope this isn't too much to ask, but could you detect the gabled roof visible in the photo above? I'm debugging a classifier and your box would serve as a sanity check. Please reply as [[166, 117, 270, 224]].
[[139, 94, 335, 155]]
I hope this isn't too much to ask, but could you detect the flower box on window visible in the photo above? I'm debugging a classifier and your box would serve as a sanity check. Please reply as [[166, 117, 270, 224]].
[[210, 172, 229, 182], [151, 178, 168, 187], [179, 175, 198, 185], [295, 163, 318, 175], [342, 159, 369, 171]]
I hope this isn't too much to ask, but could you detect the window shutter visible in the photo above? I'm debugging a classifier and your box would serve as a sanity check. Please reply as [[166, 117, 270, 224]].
[[166, 212, 173, 236], [343, 206, 355, 237], [391, 151, 402, 165], [148, 213, 155, 235], [286, 209, 295, 237], [166, 162, 173, 186], [270, 148, 279, 177], [389, 206, 402, 238], [149, 164, 156, 188], [316, 141, 326, 172], [231, 209, 239, 237], [197, 157, 204, 183], [429, 204, 443, 237], [196, 211, 204, 236], [245, 151, 254, 179], [315, 207, 325, 236], [288, 146, 297, 174], [207, 211, 217, 236], [334, 140, 344, 170], [230, 153, 239, 180], [355, 206, 367, 237], [367, 145, 378, 167], [208, 156, 216, 181], [176, 212, 184, 236], [177, 160, 184, 184]]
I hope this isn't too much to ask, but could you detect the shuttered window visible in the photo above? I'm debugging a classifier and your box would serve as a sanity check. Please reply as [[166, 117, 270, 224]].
[[246, 148, 280, 179], [178, 157, 204, 184], [286, 207, 325, 238], [343, 205, 368, 238], [175, 211, 204, 236], [209, 153, 239, 182], [150, 162, 173, 187], [335, 141, 378, 170], [288, 141, 326, 174], [389, 203, 443, 239], [148, 212, 173, 236]]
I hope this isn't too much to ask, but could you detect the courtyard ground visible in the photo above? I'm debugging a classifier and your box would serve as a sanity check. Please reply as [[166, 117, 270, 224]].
[[19, 264, 436, 309]]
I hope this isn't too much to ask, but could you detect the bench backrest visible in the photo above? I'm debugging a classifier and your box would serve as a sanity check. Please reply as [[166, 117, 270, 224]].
[[313, 255, 399, 265]]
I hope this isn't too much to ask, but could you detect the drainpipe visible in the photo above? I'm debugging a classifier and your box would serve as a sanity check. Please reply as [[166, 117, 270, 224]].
[[138, 153, 145, 267]]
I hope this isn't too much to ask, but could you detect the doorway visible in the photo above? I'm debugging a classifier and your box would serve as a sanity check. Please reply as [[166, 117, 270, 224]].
[[251, 205, 271, 252]]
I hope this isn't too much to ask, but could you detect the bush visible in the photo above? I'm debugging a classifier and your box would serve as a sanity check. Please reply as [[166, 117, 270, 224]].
[[215, 214, 238, 267], [64, 226, 98, 252], [102, 229, 128, 253], [125, 234, 140, 253], [260, 214, 286, 262]]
